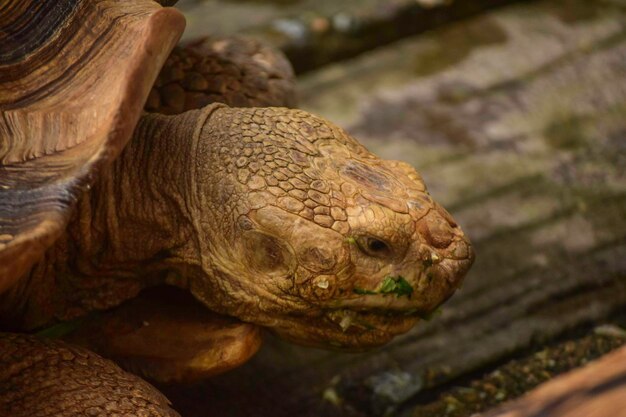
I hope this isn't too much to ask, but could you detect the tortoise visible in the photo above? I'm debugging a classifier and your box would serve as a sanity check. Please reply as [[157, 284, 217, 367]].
[[0, 0, 474, 415]]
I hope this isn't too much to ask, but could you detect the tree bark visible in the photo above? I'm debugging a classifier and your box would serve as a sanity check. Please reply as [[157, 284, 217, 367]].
[[478, 345, 626, 417]]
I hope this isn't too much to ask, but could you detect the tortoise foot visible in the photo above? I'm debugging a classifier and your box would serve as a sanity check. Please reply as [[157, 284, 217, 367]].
[[0, 332, 180, 416]]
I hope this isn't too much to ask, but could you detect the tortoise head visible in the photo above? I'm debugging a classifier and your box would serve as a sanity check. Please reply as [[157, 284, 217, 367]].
[[189, 106, 474, 349]]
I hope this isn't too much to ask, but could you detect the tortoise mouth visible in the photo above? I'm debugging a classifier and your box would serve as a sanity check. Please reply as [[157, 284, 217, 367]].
[[268, 255, 474, 349], [323, 255, 473, 314], [269, 308, 420, 350], [325, 307, 423, 333]]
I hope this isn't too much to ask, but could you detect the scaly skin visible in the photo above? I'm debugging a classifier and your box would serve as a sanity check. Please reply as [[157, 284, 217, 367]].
[[0, 333, 180, 417], [2, 104, 473, 349], [146, 36, 297, 114]]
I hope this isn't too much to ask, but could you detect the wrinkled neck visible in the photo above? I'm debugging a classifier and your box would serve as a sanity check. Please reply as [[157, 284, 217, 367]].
[[78, 110, 202, 265], [0, 106, 222, 330]]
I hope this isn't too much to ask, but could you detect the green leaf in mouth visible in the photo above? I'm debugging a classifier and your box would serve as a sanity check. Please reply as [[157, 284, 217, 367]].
[[378, 277, 397, 293], [379, 276, 414, 298], [353, 287, 378, 295], [353, 276, 414, 298]]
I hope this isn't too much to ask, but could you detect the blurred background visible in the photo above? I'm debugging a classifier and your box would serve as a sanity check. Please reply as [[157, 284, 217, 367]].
[[163, 1, 626, 416]]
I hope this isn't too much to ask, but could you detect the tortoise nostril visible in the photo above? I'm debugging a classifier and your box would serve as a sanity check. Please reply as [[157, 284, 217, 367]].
[[418, 215, 455, 249]]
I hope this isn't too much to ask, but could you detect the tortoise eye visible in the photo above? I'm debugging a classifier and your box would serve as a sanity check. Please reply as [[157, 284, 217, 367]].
[[358, 237, 392, 258]]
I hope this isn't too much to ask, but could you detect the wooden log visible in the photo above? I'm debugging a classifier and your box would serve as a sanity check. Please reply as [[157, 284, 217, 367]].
[[478, 345, 626, 417], [409, 329, 626, 417]]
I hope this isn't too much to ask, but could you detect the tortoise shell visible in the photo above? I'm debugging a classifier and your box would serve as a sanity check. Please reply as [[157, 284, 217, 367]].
[[0, 0, 185, 290]]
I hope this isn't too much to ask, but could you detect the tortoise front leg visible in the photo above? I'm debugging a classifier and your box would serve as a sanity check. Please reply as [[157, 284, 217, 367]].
[[64, 287, 262, 384], [0, 333, 180, 416]]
